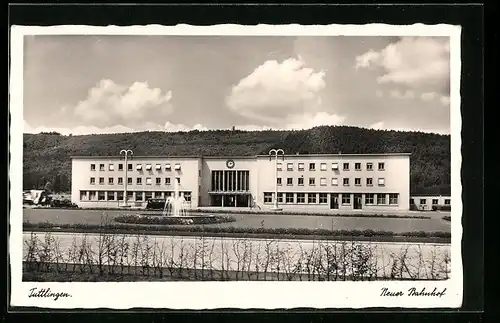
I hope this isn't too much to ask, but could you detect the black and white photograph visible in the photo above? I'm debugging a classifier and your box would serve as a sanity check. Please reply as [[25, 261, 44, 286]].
[[10, 23, 462, 309]]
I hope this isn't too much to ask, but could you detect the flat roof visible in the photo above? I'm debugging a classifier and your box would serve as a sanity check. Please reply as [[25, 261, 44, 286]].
[[70, 153, 411, 159]]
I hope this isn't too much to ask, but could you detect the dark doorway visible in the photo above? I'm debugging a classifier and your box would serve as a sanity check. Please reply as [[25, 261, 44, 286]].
[[330, 193, 339, 209], [210, 195, 223, 206], [236, 195, 250, 207], [223, 195, 236, 207], [354, 194, 363, 209]]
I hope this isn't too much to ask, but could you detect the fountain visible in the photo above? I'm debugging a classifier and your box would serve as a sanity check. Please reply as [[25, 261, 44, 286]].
[[162, 178, 187, 217]]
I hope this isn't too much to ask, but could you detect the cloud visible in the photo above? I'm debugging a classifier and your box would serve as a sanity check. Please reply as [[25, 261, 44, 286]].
[[420, 92, 438, 102], [375, 90, 384, 98], [284, 112, 346, 130], [226, 57, 327, 124], [367, 121, 449, 135], [389, 89, 415, 100], [355, 37, 450, 94], [73, 79, 173, 128]]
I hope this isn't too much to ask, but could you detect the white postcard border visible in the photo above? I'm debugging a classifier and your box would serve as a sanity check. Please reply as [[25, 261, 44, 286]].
[[9, 23, 463, 309]]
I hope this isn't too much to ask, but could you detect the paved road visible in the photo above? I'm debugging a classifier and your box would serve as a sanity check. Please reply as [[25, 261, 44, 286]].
[[23, 208, 451, 233]]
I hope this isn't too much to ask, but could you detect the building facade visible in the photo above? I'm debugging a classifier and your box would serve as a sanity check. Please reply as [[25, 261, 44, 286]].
[[410, 195, 451, 211], [71, 153, 411, 211]]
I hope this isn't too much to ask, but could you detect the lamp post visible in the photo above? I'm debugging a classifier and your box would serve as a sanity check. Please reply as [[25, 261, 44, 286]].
[[269, 148, 285, 211], [120, 149, 133, 207]]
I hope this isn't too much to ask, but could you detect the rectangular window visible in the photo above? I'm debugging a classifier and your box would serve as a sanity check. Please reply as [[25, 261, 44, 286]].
[[174, 164, 181, 170], [308, 193, 317, 204], [366, 178, 373, 186], [127, 177, 132, 185], [99, 177, 104, 185], [127, 191, 133, 201], [90, 164, 96, 171], [343, 178, 349, 186], [365, 193, 374, 204], [117, 191, 124, 201], [118, 163, 123, 171], [146, 164, 152, 171], [410, 198, 415, 204], [155, 164, 162, 170], [332, 162, 339, 170], [137, 177, 142, 185], [320, 178, 327, 186], [80, 191, 88, 201], [109, 164, 115, 171], [287, 163, 293, 171], [287, 178, 293, 186], [320, 163, 327, 171], [319, 193, 328, 204], [297, 193, 306, 204], [99, 164, 105, 171], [309, 163, 316, 171], [183, 192, 192, 202], [153, 191, 162, 199], [277, 178, 282, 186], [277, 162, 282, 171], [378, 194, 387, 205], [128, 164, 133, 171], [89, 191, 97, 201], [309, 177, 315, 186], [108, 177, 114, 185], [355, 163, 361, 170], [285, 193, 294, 203], [389, 193, 399, 205], [445, 199, 451, 205], [165, 164, 172, 171], [343, 163, 349, 171], [378, 162, 385, 171], [331, 178, 338, 186], [145, 191, 153, 201], [378, 178, 385, 186], [298, 177, 304, 186], [136, 164, 143, 171], [432, 199, 439, 205], [366, 163, 373, 171], [298, 163, 305, 171], [342, 194, 351, 204], [90, 177, 96, 185], [136, 192, 144, 201], [355, 178, 361, 186], [145, 177, 152, 185], [156, 177, 161, 185], [98, 191, 105, 201], [420, 199, 427, 204], [165, 177, 171, 185], [107, 191, 115, 201], [277, 193, 283, 203]]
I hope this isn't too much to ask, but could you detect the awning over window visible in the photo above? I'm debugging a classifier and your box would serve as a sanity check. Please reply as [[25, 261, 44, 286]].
[[378, 178, 385, 185], [165, 164, 171, 170], [146, 164, 152, 170], [174, 164, 181, 170], [332, 163, 339, 170], [155, 164, 162, 170], [136, 165, 143, 170]]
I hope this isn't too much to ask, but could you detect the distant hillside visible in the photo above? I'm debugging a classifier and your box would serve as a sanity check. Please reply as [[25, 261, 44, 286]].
[[22, 126, 451, 195]]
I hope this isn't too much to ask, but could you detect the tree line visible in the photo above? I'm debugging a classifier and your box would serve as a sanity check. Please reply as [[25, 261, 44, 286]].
[[22, 126, 451, 195]]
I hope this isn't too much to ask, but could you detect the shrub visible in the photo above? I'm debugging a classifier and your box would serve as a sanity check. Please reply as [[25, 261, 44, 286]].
[[442, 216, 451, 222], [432, 205, 452, 211], [113, 214, 236, 225]]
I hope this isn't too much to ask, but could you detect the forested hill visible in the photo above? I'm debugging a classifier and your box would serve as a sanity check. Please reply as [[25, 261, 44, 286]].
[[23, 126, 451, 195]]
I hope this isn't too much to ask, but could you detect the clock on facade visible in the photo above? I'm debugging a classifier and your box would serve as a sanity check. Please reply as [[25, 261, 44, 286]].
[[226, 159, 235, 169]]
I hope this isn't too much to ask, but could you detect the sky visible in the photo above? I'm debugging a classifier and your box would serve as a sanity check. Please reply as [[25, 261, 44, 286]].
[[22, 35, 451, 135]]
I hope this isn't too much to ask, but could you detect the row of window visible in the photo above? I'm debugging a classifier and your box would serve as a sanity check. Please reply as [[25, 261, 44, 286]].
[[263, 192, 399, 205], [90, 163, 182, 172], [79, 190, 192, 202], [411, 198, 451, 205], [90, 177, 181, 186], [277, 162, 385, 172], [277, 177, 386, 187]]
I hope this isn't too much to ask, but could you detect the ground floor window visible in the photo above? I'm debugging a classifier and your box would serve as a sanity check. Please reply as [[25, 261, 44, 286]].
[[107, 191, 115, 201], [297, 193, 306, 203], [377, 194, 386, 205], [308, 193, 317, 204], [419, 199, 426, 204], [117, 191, 124, 201], [183, 192, 192, 202], [154, 191, 163, 199], [136, 192, 144, 201], [127, 191, 134, 201], [342, 194, 351, 204], [389, 193, 398, 205], [80, 191, 88, 201], [145, 191, 153, 201], [445, 199, 451, 205], [365, 193, 374, 204], [264, 192, 273, 203], [277, 193, 283, 203], [432, 199, 438, 205], [319, 193, 328, 204], [98, 191, 105, 201], [285, 193, 294, 203]]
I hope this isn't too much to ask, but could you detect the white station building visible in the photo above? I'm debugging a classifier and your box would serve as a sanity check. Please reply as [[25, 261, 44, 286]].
[[71, 153, 411, 212]]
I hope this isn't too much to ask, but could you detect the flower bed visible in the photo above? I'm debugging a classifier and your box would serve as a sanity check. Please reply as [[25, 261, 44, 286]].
[[113, 214, 236, 225]]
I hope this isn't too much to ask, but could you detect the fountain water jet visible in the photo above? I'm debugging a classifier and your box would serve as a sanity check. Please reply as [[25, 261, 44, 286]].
[[162, 177, 187, 217]]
